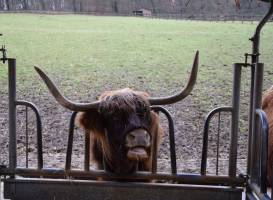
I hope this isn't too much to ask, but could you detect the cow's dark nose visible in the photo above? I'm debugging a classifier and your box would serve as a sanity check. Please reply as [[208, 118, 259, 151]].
[[125, 129, 151, 148]]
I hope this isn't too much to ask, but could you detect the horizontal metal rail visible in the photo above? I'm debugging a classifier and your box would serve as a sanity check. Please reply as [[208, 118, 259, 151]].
[[3, 177, 243, 200], [201, 106, 233, 175], [1, 168, 246, 186]]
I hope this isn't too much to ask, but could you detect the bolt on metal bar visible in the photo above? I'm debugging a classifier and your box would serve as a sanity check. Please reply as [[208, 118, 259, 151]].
[[229, 63, 242, 178], [16, 101, 43, 169], [8, 58, 17, 173], [201, 106, 233, 175]]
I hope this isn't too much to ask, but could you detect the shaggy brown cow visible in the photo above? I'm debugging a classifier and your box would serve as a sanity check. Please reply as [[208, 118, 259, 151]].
[[76, 88, 163, 173], [262, 86, 273, 185], [34, 51, 198, 175]]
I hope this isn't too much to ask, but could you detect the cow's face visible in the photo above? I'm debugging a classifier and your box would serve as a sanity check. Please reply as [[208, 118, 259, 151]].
[[78, 89, 154, 173], [100, 90, 152, 162]]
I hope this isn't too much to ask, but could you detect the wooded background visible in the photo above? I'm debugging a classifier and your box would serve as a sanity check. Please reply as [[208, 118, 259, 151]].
[[0, 0, 269, 18]]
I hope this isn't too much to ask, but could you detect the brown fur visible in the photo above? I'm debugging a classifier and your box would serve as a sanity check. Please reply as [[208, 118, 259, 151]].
[[76, 88, 164, 174], [262, 86, 273, 186]]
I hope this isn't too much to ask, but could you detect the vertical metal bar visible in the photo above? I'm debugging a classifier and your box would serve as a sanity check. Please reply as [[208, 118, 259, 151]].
[[200, 107, 232, 175], [229, 63, 242, 178], [25, 106, 29, 168], [201, 115, 210, 176], [84, 131, 90, 171], [251, 0, 273, 65], [247, 0, 273, 176], [255, 109, 268, 194], [36, 108, 43, 170], [15, 101, 43, 169], [167, 111, 177, 174], [65, 111, 77, 170], [151, 121, 158, 174], [151, 106, 177, 174], [247, 67, 255, 176], [216, 112, 221, 175], [250, 63, 264, 183], [8, 58, 17, 172]]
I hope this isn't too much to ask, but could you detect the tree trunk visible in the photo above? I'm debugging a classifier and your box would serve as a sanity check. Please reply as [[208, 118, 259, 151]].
[[150, 0, 155, 13], [6, 0, 10, 10], [23, 0, 28, 10], [40, 0, 46, 10], [112, 0, 118, 13], [73, 0, 76, 12]]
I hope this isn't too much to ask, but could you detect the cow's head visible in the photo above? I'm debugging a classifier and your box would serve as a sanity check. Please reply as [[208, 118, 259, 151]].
[[76, 88, 158, 173], [34, 51, 199, 174]]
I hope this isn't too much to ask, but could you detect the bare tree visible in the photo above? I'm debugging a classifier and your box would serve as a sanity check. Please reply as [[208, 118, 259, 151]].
[[111, 0, 118, 13], [5, 0, 10, 10], [185, 0, 192, 8], [0, 0, 7, 10], [40, 0, 46, 10], [73, 0, 77, 12], [22, 0, 28, 10], [150, 0, 155, 13]]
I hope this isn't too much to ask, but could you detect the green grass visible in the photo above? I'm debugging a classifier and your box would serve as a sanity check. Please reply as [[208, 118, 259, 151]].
[[0, 13, 273, 97]]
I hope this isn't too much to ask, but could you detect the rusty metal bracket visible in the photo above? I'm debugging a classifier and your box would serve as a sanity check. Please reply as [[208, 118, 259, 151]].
[[244, 53, 258, 68]]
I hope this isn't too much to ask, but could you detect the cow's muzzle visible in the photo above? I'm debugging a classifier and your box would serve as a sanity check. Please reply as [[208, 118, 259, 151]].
[[125, 129, 151, 161]]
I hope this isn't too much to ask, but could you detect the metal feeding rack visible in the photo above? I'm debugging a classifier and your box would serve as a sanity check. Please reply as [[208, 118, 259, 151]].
[[0, 0, 273, 199]]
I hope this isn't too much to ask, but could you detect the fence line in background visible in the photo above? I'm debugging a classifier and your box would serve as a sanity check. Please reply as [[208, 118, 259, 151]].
[[0, 10, 271, 22]]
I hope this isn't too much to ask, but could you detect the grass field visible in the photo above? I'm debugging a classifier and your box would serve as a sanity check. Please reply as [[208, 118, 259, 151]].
[[1, 13, 273, 172], [1, 13, 273, 96]]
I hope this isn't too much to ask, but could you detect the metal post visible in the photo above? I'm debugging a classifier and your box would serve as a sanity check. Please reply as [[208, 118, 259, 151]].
[[65, 112, 77, 170], [247, 0, 273, 176], [247, 67, 255, 176], [229, 63, 242, 178], [8, 58, 17, 172], [249, 63, 264, 183], [84, 131, 90, 171]]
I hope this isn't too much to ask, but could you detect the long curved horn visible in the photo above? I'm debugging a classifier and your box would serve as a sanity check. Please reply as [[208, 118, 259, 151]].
[[34, 66, 100, 111], [148, 51, 199, 105]]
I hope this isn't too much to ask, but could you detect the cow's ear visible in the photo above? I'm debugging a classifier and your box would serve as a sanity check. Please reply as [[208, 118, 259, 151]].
[[76, 109, 104, 134]]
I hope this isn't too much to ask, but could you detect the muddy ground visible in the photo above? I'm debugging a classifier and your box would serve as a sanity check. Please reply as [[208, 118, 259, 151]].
[[0, 63, 272, 177]]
